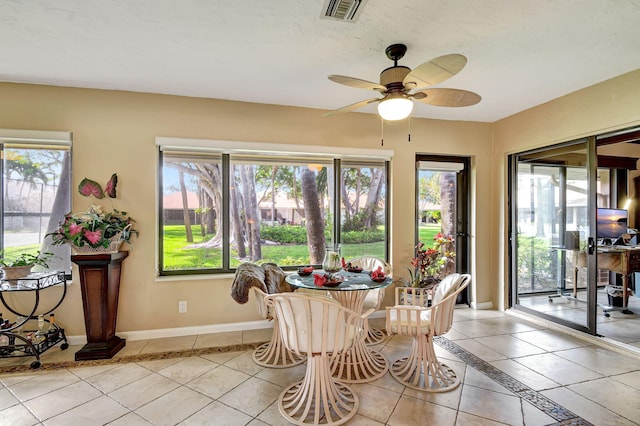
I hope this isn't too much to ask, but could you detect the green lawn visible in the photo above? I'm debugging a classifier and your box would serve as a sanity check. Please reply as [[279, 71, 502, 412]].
[[418, 224, 442, 246], [161, 224, 443, 270], [0, 244, 41, 262], [161, 225, 387, 269]]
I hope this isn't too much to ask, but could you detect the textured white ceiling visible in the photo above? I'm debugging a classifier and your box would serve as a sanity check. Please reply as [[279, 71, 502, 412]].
[[2, 0, 640, 122]]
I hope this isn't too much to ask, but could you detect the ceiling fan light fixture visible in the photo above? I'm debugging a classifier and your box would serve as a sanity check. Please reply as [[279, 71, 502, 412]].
[[377, 94, 413, 121]]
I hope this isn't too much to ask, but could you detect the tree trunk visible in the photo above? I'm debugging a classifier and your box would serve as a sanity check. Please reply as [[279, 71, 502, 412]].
[[439, 172, 456, 237], [179, 171, 193, 243], [198, 188, 206, 237], [240, 165, 261, 261], [205, 193, 215, 234], [292, 167, 301, 210], [301, 168, 325, 264], [230, 176, 246, 259], [341, 180, 353, 222], [364, 168, 384, 229], [271, 166, 277, 224]]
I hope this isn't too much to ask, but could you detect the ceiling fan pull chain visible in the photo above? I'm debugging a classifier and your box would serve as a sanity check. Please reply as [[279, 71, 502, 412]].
[[408, 116, 411, 142], [381, 117, 384, 146]]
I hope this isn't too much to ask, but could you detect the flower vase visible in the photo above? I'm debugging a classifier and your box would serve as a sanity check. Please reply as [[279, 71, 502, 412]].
[[323, 244, 342, 273], [401, 286, 432, 307]]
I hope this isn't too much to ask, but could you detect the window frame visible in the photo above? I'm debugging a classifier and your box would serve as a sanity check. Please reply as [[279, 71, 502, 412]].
[[1, 129, 73, 277], [156, 138, 392, 276]]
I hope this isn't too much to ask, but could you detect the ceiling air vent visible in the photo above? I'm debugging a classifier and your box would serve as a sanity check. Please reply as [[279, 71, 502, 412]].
[[321, 0, 367, 22]]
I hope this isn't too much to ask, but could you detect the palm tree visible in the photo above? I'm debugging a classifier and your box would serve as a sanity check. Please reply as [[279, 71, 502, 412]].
[[439, 172, 456, 237], [301, 168, 325, 264]]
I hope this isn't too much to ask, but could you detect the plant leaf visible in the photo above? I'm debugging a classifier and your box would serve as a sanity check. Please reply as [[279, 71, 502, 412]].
[[104, 173, 118, 198], [78, 178, 105, 198]]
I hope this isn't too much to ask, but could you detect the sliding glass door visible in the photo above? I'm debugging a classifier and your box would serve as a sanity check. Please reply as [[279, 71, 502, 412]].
[[510, 138, 598, 333]]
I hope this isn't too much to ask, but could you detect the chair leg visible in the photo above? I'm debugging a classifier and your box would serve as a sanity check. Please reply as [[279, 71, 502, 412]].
[[364, 327, 385, 345], [278, 354, 359, 426], [252, 318, 306, 368], [389, 333, 460, 392]]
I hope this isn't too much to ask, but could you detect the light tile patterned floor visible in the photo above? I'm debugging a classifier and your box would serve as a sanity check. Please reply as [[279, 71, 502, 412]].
[[1, 308, 640, 425]]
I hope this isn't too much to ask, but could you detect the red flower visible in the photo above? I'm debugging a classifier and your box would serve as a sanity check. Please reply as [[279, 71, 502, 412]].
[[313, 274, 326, 287], [84, 229, 103, 245], [69, 222, 83, 236]]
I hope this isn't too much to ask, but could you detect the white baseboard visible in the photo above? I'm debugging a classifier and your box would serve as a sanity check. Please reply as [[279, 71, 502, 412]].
[[66, 319, 273, 346], [470, 301, 493, 310], [67, 310, 388, 346]]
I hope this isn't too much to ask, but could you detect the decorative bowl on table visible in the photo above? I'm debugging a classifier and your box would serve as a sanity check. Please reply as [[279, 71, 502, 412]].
[[369, 269, 387, 283], [297, 266, 314, 276], [313, 273, 344, 287], [324, 274, 344, 287], [368, 265, 387, 283], [345, 264, 363, 273]]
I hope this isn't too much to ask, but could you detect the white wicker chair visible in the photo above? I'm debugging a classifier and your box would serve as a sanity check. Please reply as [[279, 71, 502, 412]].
[[344, 256, 392, 345], [385, 273, 471, 392], [250, 286, 305, 368], [266, 292, 373, 426]]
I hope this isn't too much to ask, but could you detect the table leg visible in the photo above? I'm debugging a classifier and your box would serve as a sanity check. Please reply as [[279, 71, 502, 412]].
[[328, 290, 389, 383]]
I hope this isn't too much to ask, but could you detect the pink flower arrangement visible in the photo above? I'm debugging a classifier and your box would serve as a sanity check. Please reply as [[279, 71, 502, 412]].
[[46, 173, 137, 251], [47, 205, 137, 250]]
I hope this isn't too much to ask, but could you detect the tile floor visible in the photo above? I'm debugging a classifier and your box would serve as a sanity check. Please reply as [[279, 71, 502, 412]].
[[1, 308, 640, 425]]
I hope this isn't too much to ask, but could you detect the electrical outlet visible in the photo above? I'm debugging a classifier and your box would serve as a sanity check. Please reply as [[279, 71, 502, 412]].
[[178, 300, 187, 313]]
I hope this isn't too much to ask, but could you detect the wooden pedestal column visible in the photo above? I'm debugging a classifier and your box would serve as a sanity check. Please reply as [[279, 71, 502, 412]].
[[71, 251, 128, 361]]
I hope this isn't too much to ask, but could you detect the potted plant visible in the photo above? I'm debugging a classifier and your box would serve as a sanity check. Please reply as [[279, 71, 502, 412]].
[[45, 174, 137, 254], [406, 233, 456, 288], [0, 251, 55, 280], [402, 234, 456, 306], [47, 205, 136, 253]]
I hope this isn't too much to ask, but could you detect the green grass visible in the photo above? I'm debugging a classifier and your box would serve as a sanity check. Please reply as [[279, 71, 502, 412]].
[[161, 225, 386, 270], [0, 244, 41, 262], [418, 224, 442, 245]]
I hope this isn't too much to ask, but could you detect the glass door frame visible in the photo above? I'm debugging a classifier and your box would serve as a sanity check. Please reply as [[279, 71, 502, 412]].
[[415, 154, 471, 305], [508, 137, 598, 335]]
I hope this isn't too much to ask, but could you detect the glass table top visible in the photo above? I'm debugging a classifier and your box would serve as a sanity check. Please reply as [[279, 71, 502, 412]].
[[286, 269, 392, 291]]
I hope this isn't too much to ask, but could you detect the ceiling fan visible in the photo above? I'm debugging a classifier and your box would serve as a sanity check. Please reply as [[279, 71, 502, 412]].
[[325, 43, 481, 121]]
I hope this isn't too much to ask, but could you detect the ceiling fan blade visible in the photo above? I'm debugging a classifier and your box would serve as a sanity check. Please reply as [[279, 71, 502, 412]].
[[403, 54, 467, 89], [413, 88, 481, 107], [323, 98, 381, 116], [328, 75, 386, 92]]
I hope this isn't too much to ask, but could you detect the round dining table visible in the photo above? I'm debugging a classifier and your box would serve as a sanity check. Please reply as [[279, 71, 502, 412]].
[[286, 269, 392, 383]]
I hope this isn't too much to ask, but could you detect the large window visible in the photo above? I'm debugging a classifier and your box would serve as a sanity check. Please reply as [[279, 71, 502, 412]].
[[157, 139, 390, 275], [1, 129, 73, 275]]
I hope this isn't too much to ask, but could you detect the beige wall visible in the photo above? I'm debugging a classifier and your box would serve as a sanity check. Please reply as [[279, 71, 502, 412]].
[[492, 69, 640, 309], [0, 82, 493, 337]]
